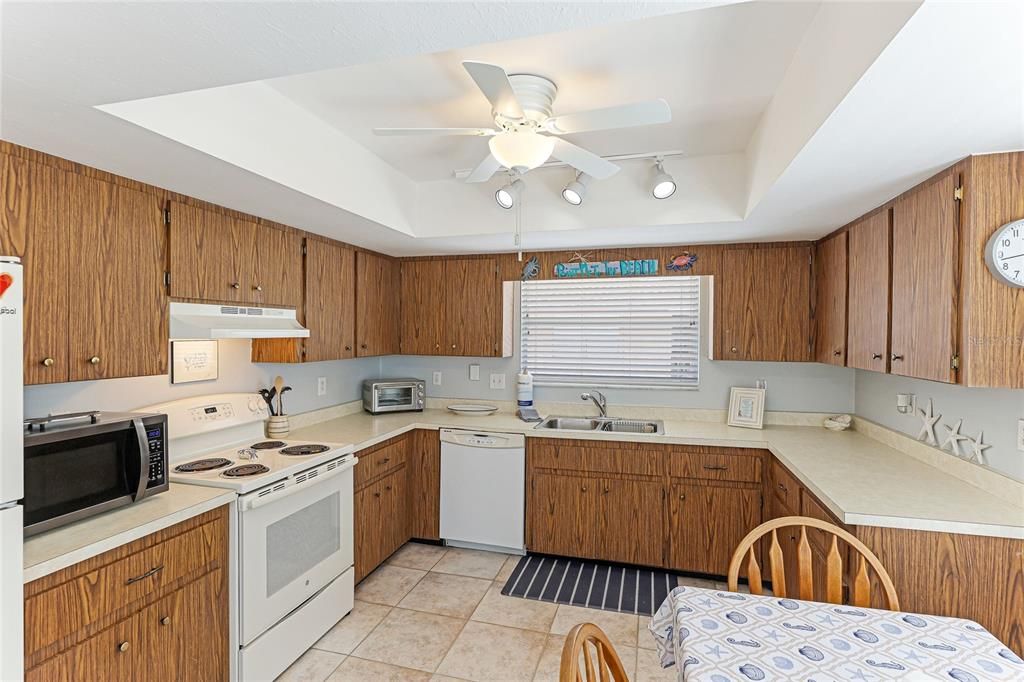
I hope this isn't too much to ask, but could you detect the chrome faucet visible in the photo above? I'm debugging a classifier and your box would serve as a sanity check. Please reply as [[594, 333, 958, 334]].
[[580, 390, 608, 418]]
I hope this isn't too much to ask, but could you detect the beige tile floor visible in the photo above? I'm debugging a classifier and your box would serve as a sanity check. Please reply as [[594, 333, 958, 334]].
[[277, 542, 729, 682]]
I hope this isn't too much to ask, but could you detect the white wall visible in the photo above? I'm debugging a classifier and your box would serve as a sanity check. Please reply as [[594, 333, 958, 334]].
[[854, 370, 1024, 482], [23, 339, 383, 418]]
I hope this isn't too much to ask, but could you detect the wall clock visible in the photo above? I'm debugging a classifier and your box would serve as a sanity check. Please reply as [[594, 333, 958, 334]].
[[985, 219, 1024, 288]]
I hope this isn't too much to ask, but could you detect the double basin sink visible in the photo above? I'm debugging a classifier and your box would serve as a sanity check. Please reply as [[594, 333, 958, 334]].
[[534, 416, 665, 435]]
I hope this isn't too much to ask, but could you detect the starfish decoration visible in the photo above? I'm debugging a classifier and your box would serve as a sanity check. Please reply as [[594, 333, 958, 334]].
[[917, 398, 941, 446], [941, 419, 970, 457], [967, 431, 993, 465]]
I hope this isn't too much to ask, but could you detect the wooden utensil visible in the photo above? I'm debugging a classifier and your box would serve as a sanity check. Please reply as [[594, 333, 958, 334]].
[[273, 376, 284, 415]]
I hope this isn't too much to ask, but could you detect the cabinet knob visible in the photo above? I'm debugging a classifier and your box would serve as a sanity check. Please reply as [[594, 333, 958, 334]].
[[89, 356, 101, 365], [603, 486, 610, 494], [118, 641, 130, 653], [730, 346, 738, 353], [833, 350, 842, 357], [230, 281, 240, 289], [778, 483, 788, 493], [253, 284, 263, 292], [872, 353, 883, 360], [41, 357, 54, 367], [385, 485, 392, 491], [374, 492, 381, 498], [451, 344, 457, 349], [891, 353, 905, 362], [382, 457, 390, 464], [581, 485, 587, 492], [361, 343, 368, 350], [160, 616, 171, 626], [345, 345, 352, 351], [679, 493, 686, 500]]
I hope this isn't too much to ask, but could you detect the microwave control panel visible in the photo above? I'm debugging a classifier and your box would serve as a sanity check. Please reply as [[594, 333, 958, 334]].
[[145, 424, 167, 488]]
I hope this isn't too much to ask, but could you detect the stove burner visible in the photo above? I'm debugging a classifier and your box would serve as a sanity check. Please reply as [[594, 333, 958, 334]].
[[175, 458, 233, 473], [279, 444, 331, 456], [222, 464, 270, 478], [250, 440, 286, 450]]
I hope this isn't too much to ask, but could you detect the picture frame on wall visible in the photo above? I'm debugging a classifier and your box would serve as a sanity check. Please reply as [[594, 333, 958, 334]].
[[171, 340, 219, 384], [727, 387, 765, 429]]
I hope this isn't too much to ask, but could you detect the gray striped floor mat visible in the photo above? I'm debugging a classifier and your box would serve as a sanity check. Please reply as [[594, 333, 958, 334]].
[[500, 555, 679, 617]]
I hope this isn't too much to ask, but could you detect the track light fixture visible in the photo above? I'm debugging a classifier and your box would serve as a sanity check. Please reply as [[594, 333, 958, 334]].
[[651, 159, 676, 200], [495, 178, 524, 209], [561, 172, 592, 206]]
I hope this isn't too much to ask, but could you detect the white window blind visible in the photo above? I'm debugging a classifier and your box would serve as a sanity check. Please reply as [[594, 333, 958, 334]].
[[521, 276, 700, 387]]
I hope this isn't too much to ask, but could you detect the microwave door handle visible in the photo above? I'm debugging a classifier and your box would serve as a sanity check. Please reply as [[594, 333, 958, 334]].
[[132, 418, 149, 501]]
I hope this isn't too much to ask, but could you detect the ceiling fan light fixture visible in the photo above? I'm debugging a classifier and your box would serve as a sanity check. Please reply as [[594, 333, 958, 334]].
[[652, 160, 676, 200], [561, 172, 592, 206], [488, 131, 554, 171], [495, 178, 524, 209]]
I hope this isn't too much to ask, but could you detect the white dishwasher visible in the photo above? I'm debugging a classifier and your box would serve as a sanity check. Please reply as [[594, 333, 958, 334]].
[[439, 429, 526, 554]]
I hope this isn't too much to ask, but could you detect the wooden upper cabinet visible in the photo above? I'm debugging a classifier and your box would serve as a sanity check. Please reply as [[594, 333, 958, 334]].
[[813, 232, 848, 365], [304, 238, 355, 362], [891, 171, 960, 383], [67, 174, 168, 381], [445, 257, 499, 357], [0, 154, 70, 385], [169, 201, 251, 303], [400, 259, 445, 355], [251, 225, 302, 308], [716, 245, 812, 362], [355, 251, 399, 356], [847, 210, 892, 372]]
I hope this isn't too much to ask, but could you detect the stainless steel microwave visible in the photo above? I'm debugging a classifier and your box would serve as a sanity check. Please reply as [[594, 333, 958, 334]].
[[22, 411, 169, 536], [362, 378, 425, 414]]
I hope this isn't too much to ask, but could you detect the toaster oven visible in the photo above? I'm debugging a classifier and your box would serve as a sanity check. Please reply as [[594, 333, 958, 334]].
[[362, 379, 425, 414]]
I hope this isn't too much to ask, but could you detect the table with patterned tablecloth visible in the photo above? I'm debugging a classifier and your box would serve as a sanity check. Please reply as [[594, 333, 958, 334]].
[[649, 585, 1023, 681]]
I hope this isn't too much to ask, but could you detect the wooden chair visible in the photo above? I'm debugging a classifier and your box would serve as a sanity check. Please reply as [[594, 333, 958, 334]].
[[726, 515, 900, 610], [559, 623, 630, 682]]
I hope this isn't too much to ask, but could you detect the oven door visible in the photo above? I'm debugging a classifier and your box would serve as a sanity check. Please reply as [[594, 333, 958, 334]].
[[374, 385, 414, 412], [237, 460, 354, 645]]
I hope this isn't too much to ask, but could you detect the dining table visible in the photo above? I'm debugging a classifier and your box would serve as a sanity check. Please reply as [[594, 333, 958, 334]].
[[649, 585, 1023, 681]]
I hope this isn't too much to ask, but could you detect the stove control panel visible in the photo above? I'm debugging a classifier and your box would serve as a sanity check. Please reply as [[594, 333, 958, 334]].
[[188, 403, 235, 423]]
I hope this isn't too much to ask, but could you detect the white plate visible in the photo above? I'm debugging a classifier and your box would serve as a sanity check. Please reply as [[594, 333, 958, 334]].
[[447, 404, 499, 416]]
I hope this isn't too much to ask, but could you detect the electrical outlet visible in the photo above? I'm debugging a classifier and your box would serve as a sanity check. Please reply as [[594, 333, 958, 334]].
[[469, 364, 480, 381], [1018, 419, 1024, 452], [317, 377, 327, 396], [432, 371, 442, 386], [489, 373, 506, 390]]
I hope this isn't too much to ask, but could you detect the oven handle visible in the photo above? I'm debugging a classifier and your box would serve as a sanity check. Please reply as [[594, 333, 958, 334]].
[[242, 459, 355, 511], [132, 418, 149, 501]]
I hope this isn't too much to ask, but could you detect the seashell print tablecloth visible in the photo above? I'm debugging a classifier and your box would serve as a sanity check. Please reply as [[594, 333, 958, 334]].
[[649, 586, 1022, 681]]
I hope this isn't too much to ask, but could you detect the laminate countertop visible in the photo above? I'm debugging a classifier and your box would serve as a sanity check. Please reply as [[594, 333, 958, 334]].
[[291, 408, 1024, 540], [23, 483, 235, 583]]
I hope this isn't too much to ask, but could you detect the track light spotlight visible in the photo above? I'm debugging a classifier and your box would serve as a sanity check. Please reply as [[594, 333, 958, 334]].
[[561, 172, 592, 206], [652, 160, 676, 200], [495, 178, 524, 209]]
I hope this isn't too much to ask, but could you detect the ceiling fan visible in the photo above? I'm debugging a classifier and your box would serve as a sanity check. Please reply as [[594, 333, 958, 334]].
[[373, 61, 672, 183]]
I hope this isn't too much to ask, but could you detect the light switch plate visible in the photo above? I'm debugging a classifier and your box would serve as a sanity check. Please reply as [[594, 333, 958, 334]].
[[316, 377, 327, 396], [489, 373, 506, 389], [432, 371, 442, 386], [469, 364, 480, 381], [1018, 419, 1024, 452]]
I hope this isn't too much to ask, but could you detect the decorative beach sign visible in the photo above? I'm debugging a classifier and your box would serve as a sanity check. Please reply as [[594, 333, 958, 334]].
[[553, 259, 659, 278]]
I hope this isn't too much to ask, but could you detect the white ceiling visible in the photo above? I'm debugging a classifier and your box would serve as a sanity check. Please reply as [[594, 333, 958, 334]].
[[3, 1, 1023, 256]]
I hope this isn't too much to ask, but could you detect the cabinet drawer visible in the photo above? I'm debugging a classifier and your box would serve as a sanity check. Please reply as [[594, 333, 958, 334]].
[[529, 441, 663, 477], [355, 437, 408, 489], [770, 459, 802, 512], [669, 450, 761, 483], [25, 514, 224, 660]]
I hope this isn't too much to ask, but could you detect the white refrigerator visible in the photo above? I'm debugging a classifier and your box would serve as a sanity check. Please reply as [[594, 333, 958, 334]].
[[0, 256, 24, 681]]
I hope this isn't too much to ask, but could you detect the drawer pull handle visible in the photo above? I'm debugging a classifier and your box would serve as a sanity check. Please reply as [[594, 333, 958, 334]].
[[703, 465, 728, 471], [382, 457, 390, 464], [118, 641, 130, 653], [160, 616, 171, 626], [778, 483, 788, 493], [125, 565, 164, 585]]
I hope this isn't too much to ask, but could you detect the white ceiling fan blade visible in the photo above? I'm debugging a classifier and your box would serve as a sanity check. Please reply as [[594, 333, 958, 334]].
[[550, 138, 620, 180], [462, 61, 524, 120], [464, 154, 503, 183], [544, 99, 671, 134], [373, 127, 495, 136]]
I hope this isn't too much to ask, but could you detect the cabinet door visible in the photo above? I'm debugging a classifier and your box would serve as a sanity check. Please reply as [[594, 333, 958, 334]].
[[813, 232, 847, 365], [891, 173, 959, 382], [669, 482, 761, 576], [169, 201, 255, 303], [408, 429, 441, 540], [766, 490, 801, 598], [354, 480, 384, 583], [138, 570, 228, 682], [305, 239, 356, 361], [26, 616, 136, 682], [381, 467, 409, 560], [445, 258, 499, 356], [355, 251, 399, 356], [598, 478, 664, 567], [528, 472, 599, 559], [0, 155, 70, 384], [251, 225, 302, 308], [68, 175, 168, 381], [716, 246, 811, 361], [400, 259, 445, 355], [847, 211, 891, 372]]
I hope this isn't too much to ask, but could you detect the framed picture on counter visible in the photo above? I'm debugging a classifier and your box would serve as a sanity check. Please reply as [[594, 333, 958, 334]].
[[727, 387, 765, 429]]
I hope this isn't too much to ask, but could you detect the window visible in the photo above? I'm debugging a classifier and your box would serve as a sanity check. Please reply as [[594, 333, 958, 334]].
[[520, 276, 700, 387]]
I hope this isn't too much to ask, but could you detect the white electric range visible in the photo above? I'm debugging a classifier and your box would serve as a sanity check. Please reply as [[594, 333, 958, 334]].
[[137, 393, 357, 682]]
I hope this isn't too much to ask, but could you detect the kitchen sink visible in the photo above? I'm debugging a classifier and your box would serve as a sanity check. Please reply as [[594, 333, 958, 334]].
[[534, 416, 664, 435]]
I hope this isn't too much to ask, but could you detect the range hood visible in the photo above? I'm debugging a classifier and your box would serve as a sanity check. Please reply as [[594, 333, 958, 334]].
[[170, 302, 310, 339]]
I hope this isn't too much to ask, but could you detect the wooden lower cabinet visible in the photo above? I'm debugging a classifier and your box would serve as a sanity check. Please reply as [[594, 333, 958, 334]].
[[355, 467, 408, 582], [669, 481, 761, 576], [528, 471, 601, 560], [408, 429, 441, 540], [24, 506, 229, 681], [599, 478, 664, 567]]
